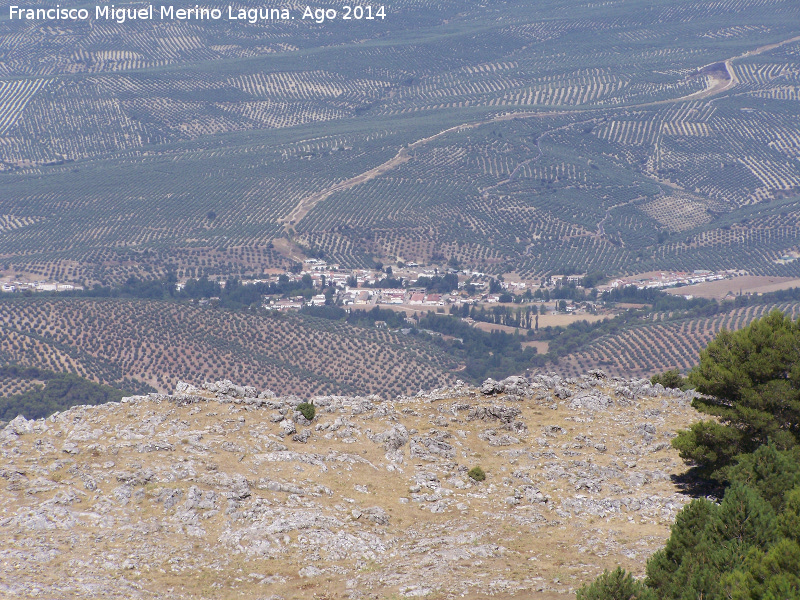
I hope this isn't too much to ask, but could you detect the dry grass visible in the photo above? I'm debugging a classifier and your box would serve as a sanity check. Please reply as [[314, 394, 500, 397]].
[[0, 378, 700, 599]]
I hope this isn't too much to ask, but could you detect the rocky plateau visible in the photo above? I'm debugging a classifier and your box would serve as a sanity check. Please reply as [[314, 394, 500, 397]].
[[0, 371, 702, 599]]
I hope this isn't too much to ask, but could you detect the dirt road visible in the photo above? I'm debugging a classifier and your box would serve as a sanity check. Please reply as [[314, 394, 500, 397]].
[[277, 34, 800, 247]]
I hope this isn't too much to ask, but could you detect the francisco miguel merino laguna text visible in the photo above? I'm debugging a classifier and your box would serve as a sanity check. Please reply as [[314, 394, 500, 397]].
[[9, 4, 386, 24]]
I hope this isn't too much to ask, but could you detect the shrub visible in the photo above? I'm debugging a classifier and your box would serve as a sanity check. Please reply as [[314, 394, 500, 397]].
[[577, 567, 656, 600], [297, 402, 316, 421], [650, 368, 688, 390], [468, 466, 486, 482]]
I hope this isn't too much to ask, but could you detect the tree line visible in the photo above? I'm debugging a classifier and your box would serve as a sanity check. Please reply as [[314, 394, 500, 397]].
[[303, 305, 543, 383], [0, 367, 131, 421]]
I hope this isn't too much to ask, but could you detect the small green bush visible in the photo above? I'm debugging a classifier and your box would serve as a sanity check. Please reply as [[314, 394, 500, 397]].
[[577, 567, 656, 600], [650, 368, 688, 390], [297, 402, 316, 421], [468, 466, 486, 482]]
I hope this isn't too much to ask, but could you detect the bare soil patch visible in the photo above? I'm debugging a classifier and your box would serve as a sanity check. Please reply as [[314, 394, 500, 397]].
[[666, 276, 800, 299], [535, 313, 607, 327], [522, 340, 550, 353]]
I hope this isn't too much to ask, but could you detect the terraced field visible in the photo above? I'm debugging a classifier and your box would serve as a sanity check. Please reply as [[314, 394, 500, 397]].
[[0, 298, 458, 397], [554, 302, 800, 379], [1, 0, 799, 281]]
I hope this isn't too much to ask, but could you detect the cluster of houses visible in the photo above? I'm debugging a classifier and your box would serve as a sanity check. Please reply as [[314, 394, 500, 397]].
[[256, 263, 746, 312], [599, 269, 742, 292], [0, 280, 81, 293], [1, 259, 743, 313], [257, 259, 534, 311], [263, 288, 517, 312], [264, 288, 460, 312]]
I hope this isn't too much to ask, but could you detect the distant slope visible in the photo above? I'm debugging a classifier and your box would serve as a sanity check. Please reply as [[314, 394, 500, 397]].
[[0, 368, 132, 421], [2, 0, 800, 281], [0, 298, 458, 397], [553, 301, 800, 379]]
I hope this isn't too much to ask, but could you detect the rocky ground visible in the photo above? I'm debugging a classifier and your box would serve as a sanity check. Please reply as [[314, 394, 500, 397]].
[[0, 372, 701, 599]]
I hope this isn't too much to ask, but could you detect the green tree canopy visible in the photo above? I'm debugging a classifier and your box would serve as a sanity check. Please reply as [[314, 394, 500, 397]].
[[720, 538, 800, 600], [650, 368, 689, 391], [0, 372, 129, 421], [644, 497, 718, 597], [645, 483, 780, 600], [581, 311, 800, 600], [727, 443, 800, 513], [673, 309, 800, 479]]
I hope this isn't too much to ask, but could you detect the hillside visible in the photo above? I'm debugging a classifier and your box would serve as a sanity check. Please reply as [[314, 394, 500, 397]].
[[1, 0, 799, 282], [553, 300, 800, 379], [6, 297, 800, 399], [0, 297, 458, 397], [0, 372, 699, 599]]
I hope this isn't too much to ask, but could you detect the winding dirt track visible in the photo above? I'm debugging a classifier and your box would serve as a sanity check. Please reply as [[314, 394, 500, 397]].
[[279, 35, 800, 237], [279, 112, 570, 232], [279, 114, 567, 229]]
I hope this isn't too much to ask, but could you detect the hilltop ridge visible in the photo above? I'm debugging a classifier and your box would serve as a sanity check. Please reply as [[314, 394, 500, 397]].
[[2, 372, 701, 599]]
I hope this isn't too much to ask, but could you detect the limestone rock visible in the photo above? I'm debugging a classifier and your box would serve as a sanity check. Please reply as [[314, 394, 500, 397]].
[[280, 419, 297, 437], [409, 435, 455, 461], [0, 370, 701, 599], [569, 392, 613, 412], [480, 378, 504, 395], [7, 415, 34, 436], [467, 405, 521, 423], [368, 424, 409, 451]]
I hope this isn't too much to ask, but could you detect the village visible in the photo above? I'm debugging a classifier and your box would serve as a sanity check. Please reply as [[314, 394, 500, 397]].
[[6, 263, 751, 337], [0, 280, 81, 294], [0, 262, 750, 317], [236, 262, 750, 314]]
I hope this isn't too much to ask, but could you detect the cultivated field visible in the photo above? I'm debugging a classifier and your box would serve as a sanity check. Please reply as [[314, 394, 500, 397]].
[[0, 375, 44, 397], [0, 298, 458, 397], [0, 0, 799, 281], [553, 301, 800, 379]]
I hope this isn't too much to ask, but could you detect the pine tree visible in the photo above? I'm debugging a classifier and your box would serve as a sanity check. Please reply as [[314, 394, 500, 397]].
[[727, 444, 800, 512], [720, 539, 800, 600], [673, 309, 800, 480], [645, 485, 778, 600], [645, 498, 717, 597], [778, 486, 800, 543]]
